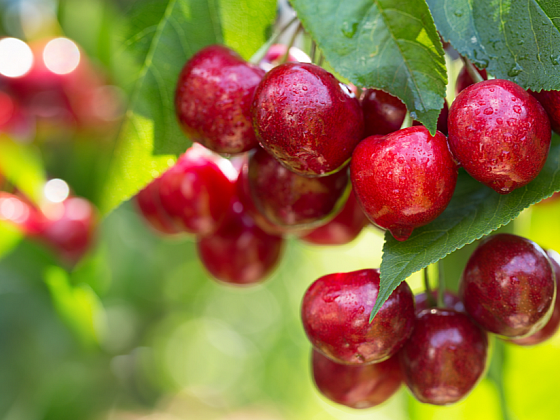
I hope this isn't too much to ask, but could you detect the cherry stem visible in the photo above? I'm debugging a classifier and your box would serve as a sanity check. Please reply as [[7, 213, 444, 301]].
[[437, 260, 445, 307], [249, 15, 299, 65], [280, 22, 303, 64], [423, 267, 437, 308], [461, 56, 485, 84], [317, 51, 325, 67], [310, 40, 317, 64], [400, 112, 413, 130]]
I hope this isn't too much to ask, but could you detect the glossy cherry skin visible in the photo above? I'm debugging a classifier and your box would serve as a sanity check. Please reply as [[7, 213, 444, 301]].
[[361, 89, 407, 136], [448, 79, 551, 194], [312, 349, 402, 409], [414, 290, 465, 314], [259, 44, 311, 72], [399, 308, 488, 405], [158, 145, 236, 236], [248, 146, 349, 229], [351, 126, 457, 241], [455, 66, 488, 95], [301, 269, 415, 365], [175, 45, 265, 154], [510, 249, 560, 346], [300, 189, 368, 245], [251, 62, 364, 176], [135, 178, 181, 235], [530, 90, 560, 134], [196, 199, 284, 285], [460, 233, 556, 338]]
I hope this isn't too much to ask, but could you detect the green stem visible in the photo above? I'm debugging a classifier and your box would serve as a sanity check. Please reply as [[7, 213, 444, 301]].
[[461, 56, 485, 84], [437, 260, 445, 307], [310, 40, 317, 64], [280, 22, 302, 64], [400, 112, 413, 130], [249, 16, 299, 65], [423, 267, 436, 308]]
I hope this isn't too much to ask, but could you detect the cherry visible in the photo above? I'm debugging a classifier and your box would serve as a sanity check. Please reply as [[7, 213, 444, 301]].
[[259, 44, 311, 71], [301, 269, 415, 365], [448, 79, 551, 194], [455, 66, 488, 95], [361, 89, 406, 136], [399, 308, 488, 405], [0, 192, 44, 236], [529, 90, 560, 134], [311, 349, 402, 409], [251, 62, 363, 176], [158, 145, 236, 236], [196, 198, 284, 285], [248, 146, 349, 229], [460, 233, 556, 338], [135, 177, 181, 235], [414, 290, 465, 314], [300, 189, 368, 246], [175, 45, 265, 154], [350, 126, 457, 241], [510, 249, 560, 346]]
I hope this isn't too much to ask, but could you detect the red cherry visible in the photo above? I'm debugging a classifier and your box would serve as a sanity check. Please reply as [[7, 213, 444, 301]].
[[460, 233, 556, 338], [196, 199, 284, 285], [399, 308, 488, 405], [361, 89, 406, 136], [301, 269, 415, 365], [135, 177, 181, 235], [510, 249, 560, 346], [251, 62, 364, 176], [530, 89, 560, 134], [300, 189, 368, 245], [248, 146, 349, 229], [158, 145, 236, 236], [455, 66, 488, 95], [448, 79, 551, 194], [175, 45, 265, 154], [311, 349, 402, 409], [351, 126, 457, 241]]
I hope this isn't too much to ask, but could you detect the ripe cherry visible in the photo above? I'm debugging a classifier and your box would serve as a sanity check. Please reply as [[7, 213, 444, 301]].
[[301, 269, 415, 365], [530, 90, 560, 134], [251, 62, 363, 176], [135, 178, 181, 235], [448, 79, 551, 194], [196, 198, 284, 285], [399, 308, 488, 405], [311, 349, 402, 409], [300, 189, 368, 246], [351, 126, 457, 241], [248, 146, 349, 229], [510, 249, 560, 346], [361, 89, 406, 136], [455, 66, 488, 95], [158, 145, 236, 236], [175, 45, 265, 154], [460, 233, 556, 338]]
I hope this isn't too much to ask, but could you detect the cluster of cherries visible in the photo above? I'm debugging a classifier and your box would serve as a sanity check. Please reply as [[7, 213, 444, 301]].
[[302, 233, 560, 407]]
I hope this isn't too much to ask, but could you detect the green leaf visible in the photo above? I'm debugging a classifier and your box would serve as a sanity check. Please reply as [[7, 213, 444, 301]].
[[290, 0, 447, 133], [370, 133, 560, 321], [0, 135, 46, 204], [427, 0, 560, 90], [100, 0, 276, 215]]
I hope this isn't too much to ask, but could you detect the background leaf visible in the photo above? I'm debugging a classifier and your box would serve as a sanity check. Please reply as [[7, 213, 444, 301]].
[[100, 0, 276, 215], [290, 0, 447, 133], [427, 0, 560, 90], [370, 133, 560, 320]]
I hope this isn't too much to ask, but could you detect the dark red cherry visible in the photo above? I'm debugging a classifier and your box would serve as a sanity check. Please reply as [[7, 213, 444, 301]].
[[312, 349, 402, 409], [251, 62, 364, 176], [196, 199, 284, 285], [510, 249, 560, 346], [448, 79, 551, 194], [259, 44, 311, 71], [158, 145, 236, 236], [455, 66, 488, 95], [135, 178, 181, 235], [530, 89, 560, 134], [414, 290, 465, 314], [399, 308, 488, 405], [301, 269, 415, 365], [460, 233, 556, 338], [361, 89, 406, 136], [350, 126, 457, 241], [300, 189, 368, 245], [175, 45, 265, 154], [248, 146, 349, 229]]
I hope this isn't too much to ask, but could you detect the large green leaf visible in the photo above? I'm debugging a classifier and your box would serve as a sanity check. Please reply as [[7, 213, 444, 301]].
[[427, 0, 560, 90], [370, 133, 560, 320], [290, 0, 447, 133], [100, 0, 276, 215]]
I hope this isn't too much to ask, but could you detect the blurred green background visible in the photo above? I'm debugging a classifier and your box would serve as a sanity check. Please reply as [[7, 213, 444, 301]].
[[1, 1, 560, 419]]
